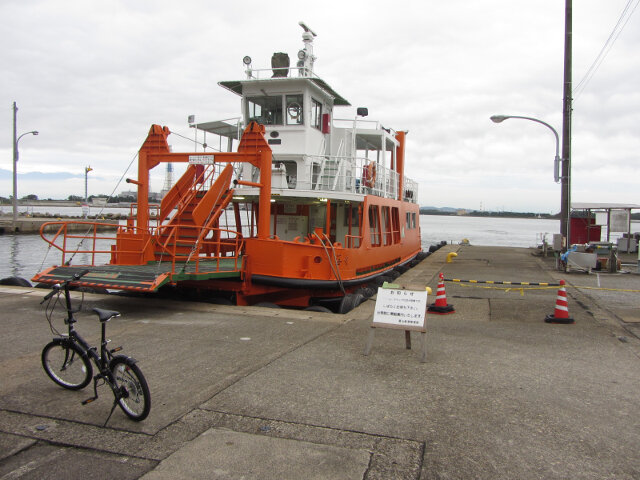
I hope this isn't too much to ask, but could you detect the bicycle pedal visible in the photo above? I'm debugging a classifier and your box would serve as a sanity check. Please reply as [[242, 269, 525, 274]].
[[82, 397, 97, 405], [110, 346, 123, 353]]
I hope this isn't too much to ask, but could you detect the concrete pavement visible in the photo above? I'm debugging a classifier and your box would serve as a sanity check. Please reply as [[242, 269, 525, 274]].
[[1, 245, 639, 479]]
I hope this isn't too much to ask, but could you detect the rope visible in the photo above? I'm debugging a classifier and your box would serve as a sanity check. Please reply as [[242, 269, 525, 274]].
[[170, 129, 222, 152], [313, 231, 346, 294], [444, 278, 640, 295], [446, 278, 560, 286], [449, 282, 557, 296]]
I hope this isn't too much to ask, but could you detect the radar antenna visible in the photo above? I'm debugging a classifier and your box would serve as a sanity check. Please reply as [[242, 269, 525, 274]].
[[297, 22, 317, 76], [298, 21, 317, 37]]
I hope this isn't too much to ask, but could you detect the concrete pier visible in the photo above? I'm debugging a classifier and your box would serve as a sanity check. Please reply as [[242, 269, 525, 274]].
[[0, 217, 119, 234], [1, 245, 639, 479]]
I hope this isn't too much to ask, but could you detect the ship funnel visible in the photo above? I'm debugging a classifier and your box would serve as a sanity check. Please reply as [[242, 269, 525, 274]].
[[271, 52, 290, 78]]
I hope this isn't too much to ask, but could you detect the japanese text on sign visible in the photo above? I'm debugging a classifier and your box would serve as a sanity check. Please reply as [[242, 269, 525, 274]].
[[373, 287, 427, 331], [188, 155, 215, 165]]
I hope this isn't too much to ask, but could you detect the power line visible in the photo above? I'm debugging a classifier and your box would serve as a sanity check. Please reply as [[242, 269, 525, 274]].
[[574, 0, 640, 100]]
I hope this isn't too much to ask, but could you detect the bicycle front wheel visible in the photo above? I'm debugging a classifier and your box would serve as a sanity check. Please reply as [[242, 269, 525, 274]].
[[111, 358, 151, 421], [42, 340, 93, 390]]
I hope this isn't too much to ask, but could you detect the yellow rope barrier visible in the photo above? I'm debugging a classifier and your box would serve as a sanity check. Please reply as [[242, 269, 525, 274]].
[[447, 281, 640, 295]]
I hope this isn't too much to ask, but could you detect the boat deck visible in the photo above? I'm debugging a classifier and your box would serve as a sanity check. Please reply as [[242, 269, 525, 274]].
[[32, 259, 243, 292]]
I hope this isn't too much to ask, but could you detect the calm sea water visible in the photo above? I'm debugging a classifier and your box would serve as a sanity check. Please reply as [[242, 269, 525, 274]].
[[1, 211, 636, 281]]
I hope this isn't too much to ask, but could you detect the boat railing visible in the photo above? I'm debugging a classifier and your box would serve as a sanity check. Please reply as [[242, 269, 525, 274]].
[[39, 221, 245, 277], [403, 177, 419, 203], [332, 118, 397, 136], [298, 154, 400, 200], [243, 66, 322, 80], [39, 221, 131, 266], [129, 203, 161, 229], [344, 234, 362, 249], [152, 223, 244, 276]]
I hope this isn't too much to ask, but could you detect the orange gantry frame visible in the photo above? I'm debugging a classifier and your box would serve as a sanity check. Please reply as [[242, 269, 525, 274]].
[[131, 121, 272, 240]]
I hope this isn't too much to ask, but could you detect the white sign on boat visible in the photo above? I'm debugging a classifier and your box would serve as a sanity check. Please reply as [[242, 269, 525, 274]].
[[188, 155, 215, 165]]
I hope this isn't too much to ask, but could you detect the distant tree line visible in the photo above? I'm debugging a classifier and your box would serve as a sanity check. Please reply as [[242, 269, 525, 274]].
[[419, 207, 640, 220], [0, 194, 141, 204], [419, 207, 558, 219]]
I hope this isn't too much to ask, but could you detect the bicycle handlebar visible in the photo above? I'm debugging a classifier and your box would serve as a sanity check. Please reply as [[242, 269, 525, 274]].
[[41, 287, 58, 303], [74, 270, 91, 281]]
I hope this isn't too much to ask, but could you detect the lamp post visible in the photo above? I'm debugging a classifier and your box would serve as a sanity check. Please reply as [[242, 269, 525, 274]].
[[490, 114, 568, 247], [84, 166, 93, 219], [12, 102, 39, 228]]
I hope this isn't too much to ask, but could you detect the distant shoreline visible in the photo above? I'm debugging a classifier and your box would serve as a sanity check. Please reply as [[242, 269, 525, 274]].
[[0, 200, 130, 208], [2, 201, 637, 220], [419, 210, 558, 220]]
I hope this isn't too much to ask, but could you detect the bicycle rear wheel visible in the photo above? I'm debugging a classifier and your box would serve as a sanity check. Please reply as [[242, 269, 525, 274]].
[[111, 358, 150, 421], [42, 340, 92, 390]]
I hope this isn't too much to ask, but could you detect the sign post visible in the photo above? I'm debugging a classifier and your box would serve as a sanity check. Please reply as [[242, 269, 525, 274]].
[[364, 286, 428, 362]]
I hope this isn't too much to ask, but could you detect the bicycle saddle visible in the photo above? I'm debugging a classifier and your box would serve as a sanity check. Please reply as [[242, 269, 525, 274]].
[[92, 308, 121, 322]]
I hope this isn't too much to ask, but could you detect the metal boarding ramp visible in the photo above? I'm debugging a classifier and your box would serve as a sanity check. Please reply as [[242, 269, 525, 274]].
[[32, 259, 243, 293]]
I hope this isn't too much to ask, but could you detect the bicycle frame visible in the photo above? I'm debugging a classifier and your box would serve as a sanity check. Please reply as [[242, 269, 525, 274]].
[[59, 278, 115, 373], [49, 275, 132, 422], [42, 270, 150, 425]]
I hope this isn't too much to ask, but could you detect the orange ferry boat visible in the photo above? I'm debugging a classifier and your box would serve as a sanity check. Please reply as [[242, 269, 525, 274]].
[[33, 24, 424, 311]]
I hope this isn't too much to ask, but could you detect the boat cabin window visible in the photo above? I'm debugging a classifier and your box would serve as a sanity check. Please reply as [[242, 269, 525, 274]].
[[311, 98, 322, 130], [286, 95, 304, 125], [405, 212, 417, 229], [247, 96, 283, 125], [369, 205, 381, 247], [343, 205, 360, 227], [381, 207, 390, 245], [392, 207, 401, 243]]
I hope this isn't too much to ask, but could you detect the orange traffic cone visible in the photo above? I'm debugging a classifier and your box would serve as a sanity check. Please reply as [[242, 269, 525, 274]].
[[544, 280, 574, 324], [428, 272, 455, 314]]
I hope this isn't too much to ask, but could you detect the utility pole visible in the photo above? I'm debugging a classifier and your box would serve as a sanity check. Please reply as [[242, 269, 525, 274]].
[[560, 0, 572, 248]]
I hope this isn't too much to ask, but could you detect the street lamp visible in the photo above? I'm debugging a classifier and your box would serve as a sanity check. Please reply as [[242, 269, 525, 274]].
[[490, 114, 569, 250], [84, 166, 93, 219], [490, 115, 560, 183], [12, 101, 39, 227]]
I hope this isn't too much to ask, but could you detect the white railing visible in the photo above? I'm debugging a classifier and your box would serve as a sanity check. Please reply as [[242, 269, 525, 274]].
[[244, 67, 322, 80], [403, 177, 419, 203], [291, 155, 419, 201], [333, 118, 398, 137]]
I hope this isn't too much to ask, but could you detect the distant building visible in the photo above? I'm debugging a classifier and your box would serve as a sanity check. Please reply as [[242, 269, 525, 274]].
[[120, 190, 137, 200], [119, 190, 162, 202]]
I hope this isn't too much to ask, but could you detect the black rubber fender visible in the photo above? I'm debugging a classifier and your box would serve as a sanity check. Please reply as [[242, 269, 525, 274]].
[[253, 302, 281, 308], [304, 305, 333, 313], [0, 276, 32, 287]]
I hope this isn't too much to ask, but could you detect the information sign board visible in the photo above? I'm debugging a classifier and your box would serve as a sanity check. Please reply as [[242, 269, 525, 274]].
[[365, 286, 429, 362], [373, 287, 427, 332]]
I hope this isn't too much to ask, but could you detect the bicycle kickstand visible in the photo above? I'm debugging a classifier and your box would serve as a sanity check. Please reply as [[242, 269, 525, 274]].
[[103, 398, 119, 427]]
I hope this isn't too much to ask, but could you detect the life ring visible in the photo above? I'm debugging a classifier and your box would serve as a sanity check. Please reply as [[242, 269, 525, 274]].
[[287, 102, 302, 120], [362, 162, 376, 188]]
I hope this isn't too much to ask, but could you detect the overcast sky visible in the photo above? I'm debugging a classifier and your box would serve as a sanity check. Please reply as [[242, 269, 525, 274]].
[[1, 0, 638, 213]]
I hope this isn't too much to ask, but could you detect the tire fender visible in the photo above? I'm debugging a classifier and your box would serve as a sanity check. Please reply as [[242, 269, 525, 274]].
[[109, 354, 138, 370], [50, 337, 91, 360], [0, 276, 32, 287]]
